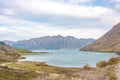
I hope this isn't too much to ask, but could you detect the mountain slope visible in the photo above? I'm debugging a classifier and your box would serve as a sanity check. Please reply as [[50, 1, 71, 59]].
[[0, 42, 15, 53], [81, 23, 120, 52], [0, 42, 20, 62], [3, 35, 95, 50]]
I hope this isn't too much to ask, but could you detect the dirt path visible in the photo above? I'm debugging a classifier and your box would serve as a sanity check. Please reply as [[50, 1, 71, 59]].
[[115, 62, 120, 80]]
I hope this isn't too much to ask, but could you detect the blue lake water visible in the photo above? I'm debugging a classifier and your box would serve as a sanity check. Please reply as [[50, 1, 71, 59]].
[[21, 49, 117, 68]]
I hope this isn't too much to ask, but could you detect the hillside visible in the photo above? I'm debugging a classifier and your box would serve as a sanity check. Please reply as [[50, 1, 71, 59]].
[[3, 35, 95, 50], [0, 42, 20, 62], [0, 42, 15, 53], [81, 23, 120, 53]]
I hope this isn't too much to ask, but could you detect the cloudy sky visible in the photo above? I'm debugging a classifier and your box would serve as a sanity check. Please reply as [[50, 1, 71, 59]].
[[0, 0, 120, 41]]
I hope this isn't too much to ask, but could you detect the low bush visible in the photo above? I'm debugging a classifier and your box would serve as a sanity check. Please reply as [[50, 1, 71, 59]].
[[83, 64, 91, 70], [97, 57, 120, 68], [107, 68, 117, 80], [108, 57, 119, 65], [96, 61, 107, 68]]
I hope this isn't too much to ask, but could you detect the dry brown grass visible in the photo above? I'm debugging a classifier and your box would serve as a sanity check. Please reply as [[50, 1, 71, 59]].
[[6, 57, 120, 80]]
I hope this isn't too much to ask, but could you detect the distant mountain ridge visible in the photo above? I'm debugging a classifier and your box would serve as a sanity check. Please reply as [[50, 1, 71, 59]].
[[3, 35, 95, 50], [81, 23, 120, 53]]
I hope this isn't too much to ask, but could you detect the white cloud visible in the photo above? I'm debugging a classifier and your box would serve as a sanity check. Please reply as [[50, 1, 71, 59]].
[[114, 4, 120, 11], [0, 0, 120, 41], [68, 0, 93, 4], [11, 0, 114, 18], [0, 15, 106, 40], [0, 15, 15, 25], [2, 9, 14, 16], [1, 0, 119, 26], [14, 0, 120, 26], [0, 23, 106, 41], [110, 0, 120, 2], [100, 15, 120, 26], [13, 0, 120, 26]]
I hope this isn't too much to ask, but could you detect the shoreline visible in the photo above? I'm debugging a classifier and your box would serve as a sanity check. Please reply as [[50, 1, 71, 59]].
[[1, 57, 119, 80], [18, 51, 118, 68], [18, 52, 51, 55], [18, 56, 120, 68], [0, 52, 120, 80]]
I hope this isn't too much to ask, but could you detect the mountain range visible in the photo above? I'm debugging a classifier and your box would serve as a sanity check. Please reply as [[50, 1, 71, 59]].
[[3, 35, 95, 50], [81, 23, 120, 53]]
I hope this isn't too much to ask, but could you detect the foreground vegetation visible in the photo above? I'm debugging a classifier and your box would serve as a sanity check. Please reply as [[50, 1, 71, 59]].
[[8, 62, 82, 74], [97, 57, 120, 68], [0, 56, 120, 80], [0, 66, 39, 80], [0, 49, 120, 80], [96, 57, 120, 80], [0, 42, 120, 80], [6, 57, 120, 80]]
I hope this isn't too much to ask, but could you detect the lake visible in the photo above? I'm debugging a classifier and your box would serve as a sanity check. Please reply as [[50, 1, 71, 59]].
[[21, 49, 117, 68]]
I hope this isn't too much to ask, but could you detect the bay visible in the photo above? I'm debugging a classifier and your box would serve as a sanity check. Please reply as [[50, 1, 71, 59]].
[[21, 49, 117, 68]]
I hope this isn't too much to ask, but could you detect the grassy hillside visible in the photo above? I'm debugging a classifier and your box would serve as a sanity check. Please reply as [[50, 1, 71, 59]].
[[0, 42, 40, 80], [0, 42, 20, 63], [0, 66, 39, 80], [0, 42, 15, 53], [15, 48, 32, 54]]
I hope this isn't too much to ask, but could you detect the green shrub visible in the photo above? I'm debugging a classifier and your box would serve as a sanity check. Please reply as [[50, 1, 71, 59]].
[[83, 64, 91, 70], [96, 61, 107, 68], [108, 68, 117, 80], [108, 58, 118, 65]]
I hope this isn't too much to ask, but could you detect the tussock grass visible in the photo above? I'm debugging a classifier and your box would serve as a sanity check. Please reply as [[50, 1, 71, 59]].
[[0, 66, 39, 80], [8, 61, 82, 74], [97, 57, 120, 68]]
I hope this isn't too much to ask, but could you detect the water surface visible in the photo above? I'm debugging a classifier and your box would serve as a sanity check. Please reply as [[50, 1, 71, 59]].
[[21, 49, 117, 68]]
